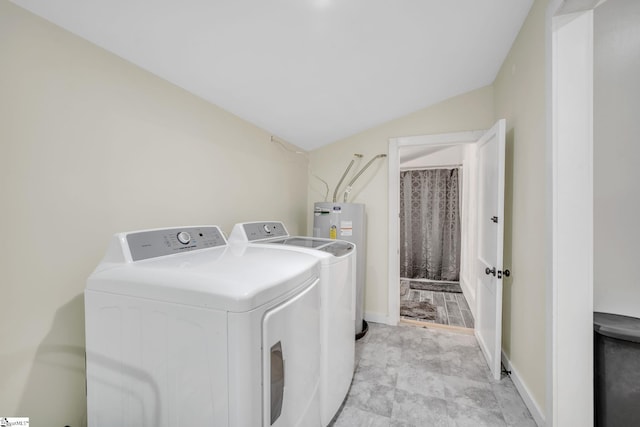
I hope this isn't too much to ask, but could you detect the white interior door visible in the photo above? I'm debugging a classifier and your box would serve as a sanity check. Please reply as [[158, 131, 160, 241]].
[[475, 119, 506, 380]]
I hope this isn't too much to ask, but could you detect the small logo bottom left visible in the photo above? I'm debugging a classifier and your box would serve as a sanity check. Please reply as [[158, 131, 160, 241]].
[[0, 418, 30, 427]]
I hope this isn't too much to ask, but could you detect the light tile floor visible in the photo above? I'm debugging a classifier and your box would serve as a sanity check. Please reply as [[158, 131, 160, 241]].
[[329, 322, 536, 427]]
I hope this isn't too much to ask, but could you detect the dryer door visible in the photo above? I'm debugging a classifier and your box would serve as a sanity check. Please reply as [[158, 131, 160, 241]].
[[263, 279, 321, 427]]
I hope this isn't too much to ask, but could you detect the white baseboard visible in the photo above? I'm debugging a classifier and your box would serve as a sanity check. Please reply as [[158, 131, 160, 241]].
[[364, 311, 395, 326], [501, 351, 546, 427]]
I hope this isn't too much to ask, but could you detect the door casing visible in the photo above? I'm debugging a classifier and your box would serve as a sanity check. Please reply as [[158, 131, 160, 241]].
[[388, 129, 485, 324]]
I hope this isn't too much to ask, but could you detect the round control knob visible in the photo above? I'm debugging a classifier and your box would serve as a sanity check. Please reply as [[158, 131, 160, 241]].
[[263, 224, 272, 233], [177, 231, 191, 245]]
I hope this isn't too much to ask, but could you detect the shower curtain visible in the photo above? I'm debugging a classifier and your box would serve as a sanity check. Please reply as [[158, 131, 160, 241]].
[[400, 168, 461, 281]]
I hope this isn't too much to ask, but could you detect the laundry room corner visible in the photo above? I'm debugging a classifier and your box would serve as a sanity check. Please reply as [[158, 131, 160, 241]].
[[307, 87, 495, 326]]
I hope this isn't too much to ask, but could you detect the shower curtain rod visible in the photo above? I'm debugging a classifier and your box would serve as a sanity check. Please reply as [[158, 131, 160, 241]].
[[400, 164, 462, 172]]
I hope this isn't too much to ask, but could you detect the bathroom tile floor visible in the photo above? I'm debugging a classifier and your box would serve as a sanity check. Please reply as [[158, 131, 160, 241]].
[[400, 280, 475, 328], [329, 322, 536, 427]]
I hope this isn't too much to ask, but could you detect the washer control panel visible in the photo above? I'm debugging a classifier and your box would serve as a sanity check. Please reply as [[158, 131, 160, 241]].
[[126, 226, 227, 261], [242, 222, 289, 241]]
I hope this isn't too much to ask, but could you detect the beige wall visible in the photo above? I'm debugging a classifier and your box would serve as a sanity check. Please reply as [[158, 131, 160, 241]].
[[308, 86, 494, 318], [493, 0, 547, 414], [594, 0, 640, 318], [0, 2, 308, 425]]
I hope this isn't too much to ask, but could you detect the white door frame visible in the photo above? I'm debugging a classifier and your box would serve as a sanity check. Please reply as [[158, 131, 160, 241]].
[[546, 0, 598, 425], [388, 130, 484, 324]]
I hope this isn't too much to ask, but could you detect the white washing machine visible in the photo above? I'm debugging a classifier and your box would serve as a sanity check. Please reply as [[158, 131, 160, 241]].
[[229, 221, 355, 426], [85, 226, 323, 427]]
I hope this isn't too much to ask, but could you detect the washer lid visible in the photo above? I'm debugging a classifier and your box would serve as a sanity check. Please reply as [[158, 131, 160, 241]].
[[268, 237, 329, 249], [258, 237, 355, 257], [594, 312, 640, 343], [87, 245, 320, 312]]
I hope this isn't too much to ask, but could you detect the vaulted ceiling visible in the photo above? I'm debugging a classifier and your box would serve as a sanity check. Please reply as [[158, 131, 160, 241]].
[[11, 0, 533, 150]]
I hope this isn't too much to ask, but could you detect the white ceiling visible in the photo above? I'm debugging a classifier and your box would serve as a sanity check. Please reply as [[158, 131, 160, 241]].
[[11, 0, 533, 151]]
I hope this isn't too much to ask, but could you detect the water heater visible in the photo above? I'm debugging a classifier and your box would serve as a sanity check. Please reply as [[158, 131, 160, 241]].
[[314, 202, 367, 337]]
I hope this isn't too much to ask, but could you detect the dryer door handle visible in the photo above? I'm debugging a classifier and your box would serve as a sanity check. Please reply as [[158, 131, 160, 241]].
[[270, 341, 285, 425]]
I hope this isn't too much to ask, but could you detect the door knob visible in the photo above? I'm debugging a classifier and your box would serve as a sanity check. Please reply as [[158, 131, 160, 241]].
[[485, 267, 496, 276]]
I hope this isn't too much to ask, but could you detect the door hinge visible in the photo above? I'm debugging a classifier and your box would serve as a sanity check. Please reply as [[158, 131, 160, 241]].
[[491, 216, 498, 223]]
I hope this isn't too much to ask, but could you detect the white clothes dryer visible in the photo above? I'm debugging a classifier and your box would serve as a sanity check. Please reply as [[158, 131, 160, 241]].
[[85, 226, 323, 427], [229, 221, 355, 426]]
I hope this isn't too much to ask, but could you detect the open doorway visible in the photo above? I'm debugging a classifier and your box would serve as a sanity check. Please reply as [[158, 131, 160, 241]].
[[398, 146, 473, 329], [389, 131, 484, 328], [389, 120, 507, 380], [389, 131, 484, 323]]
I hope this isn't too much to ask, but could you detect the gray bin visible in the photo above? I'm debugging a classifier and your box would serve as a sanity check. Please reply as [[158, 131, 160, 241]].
[[594, 312, 640, 426]]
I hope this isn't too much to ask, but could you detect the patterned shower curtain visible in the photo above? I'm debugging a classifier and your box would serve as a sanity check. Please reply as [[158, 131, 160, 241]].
[[400, 168, 461, 281]]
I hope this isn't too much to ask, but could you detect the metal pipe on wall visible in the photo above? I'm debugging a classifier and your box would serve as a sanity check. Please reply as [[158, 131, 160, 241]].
[[343, 154, 387, 202], [333, 154, 363, 202]]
